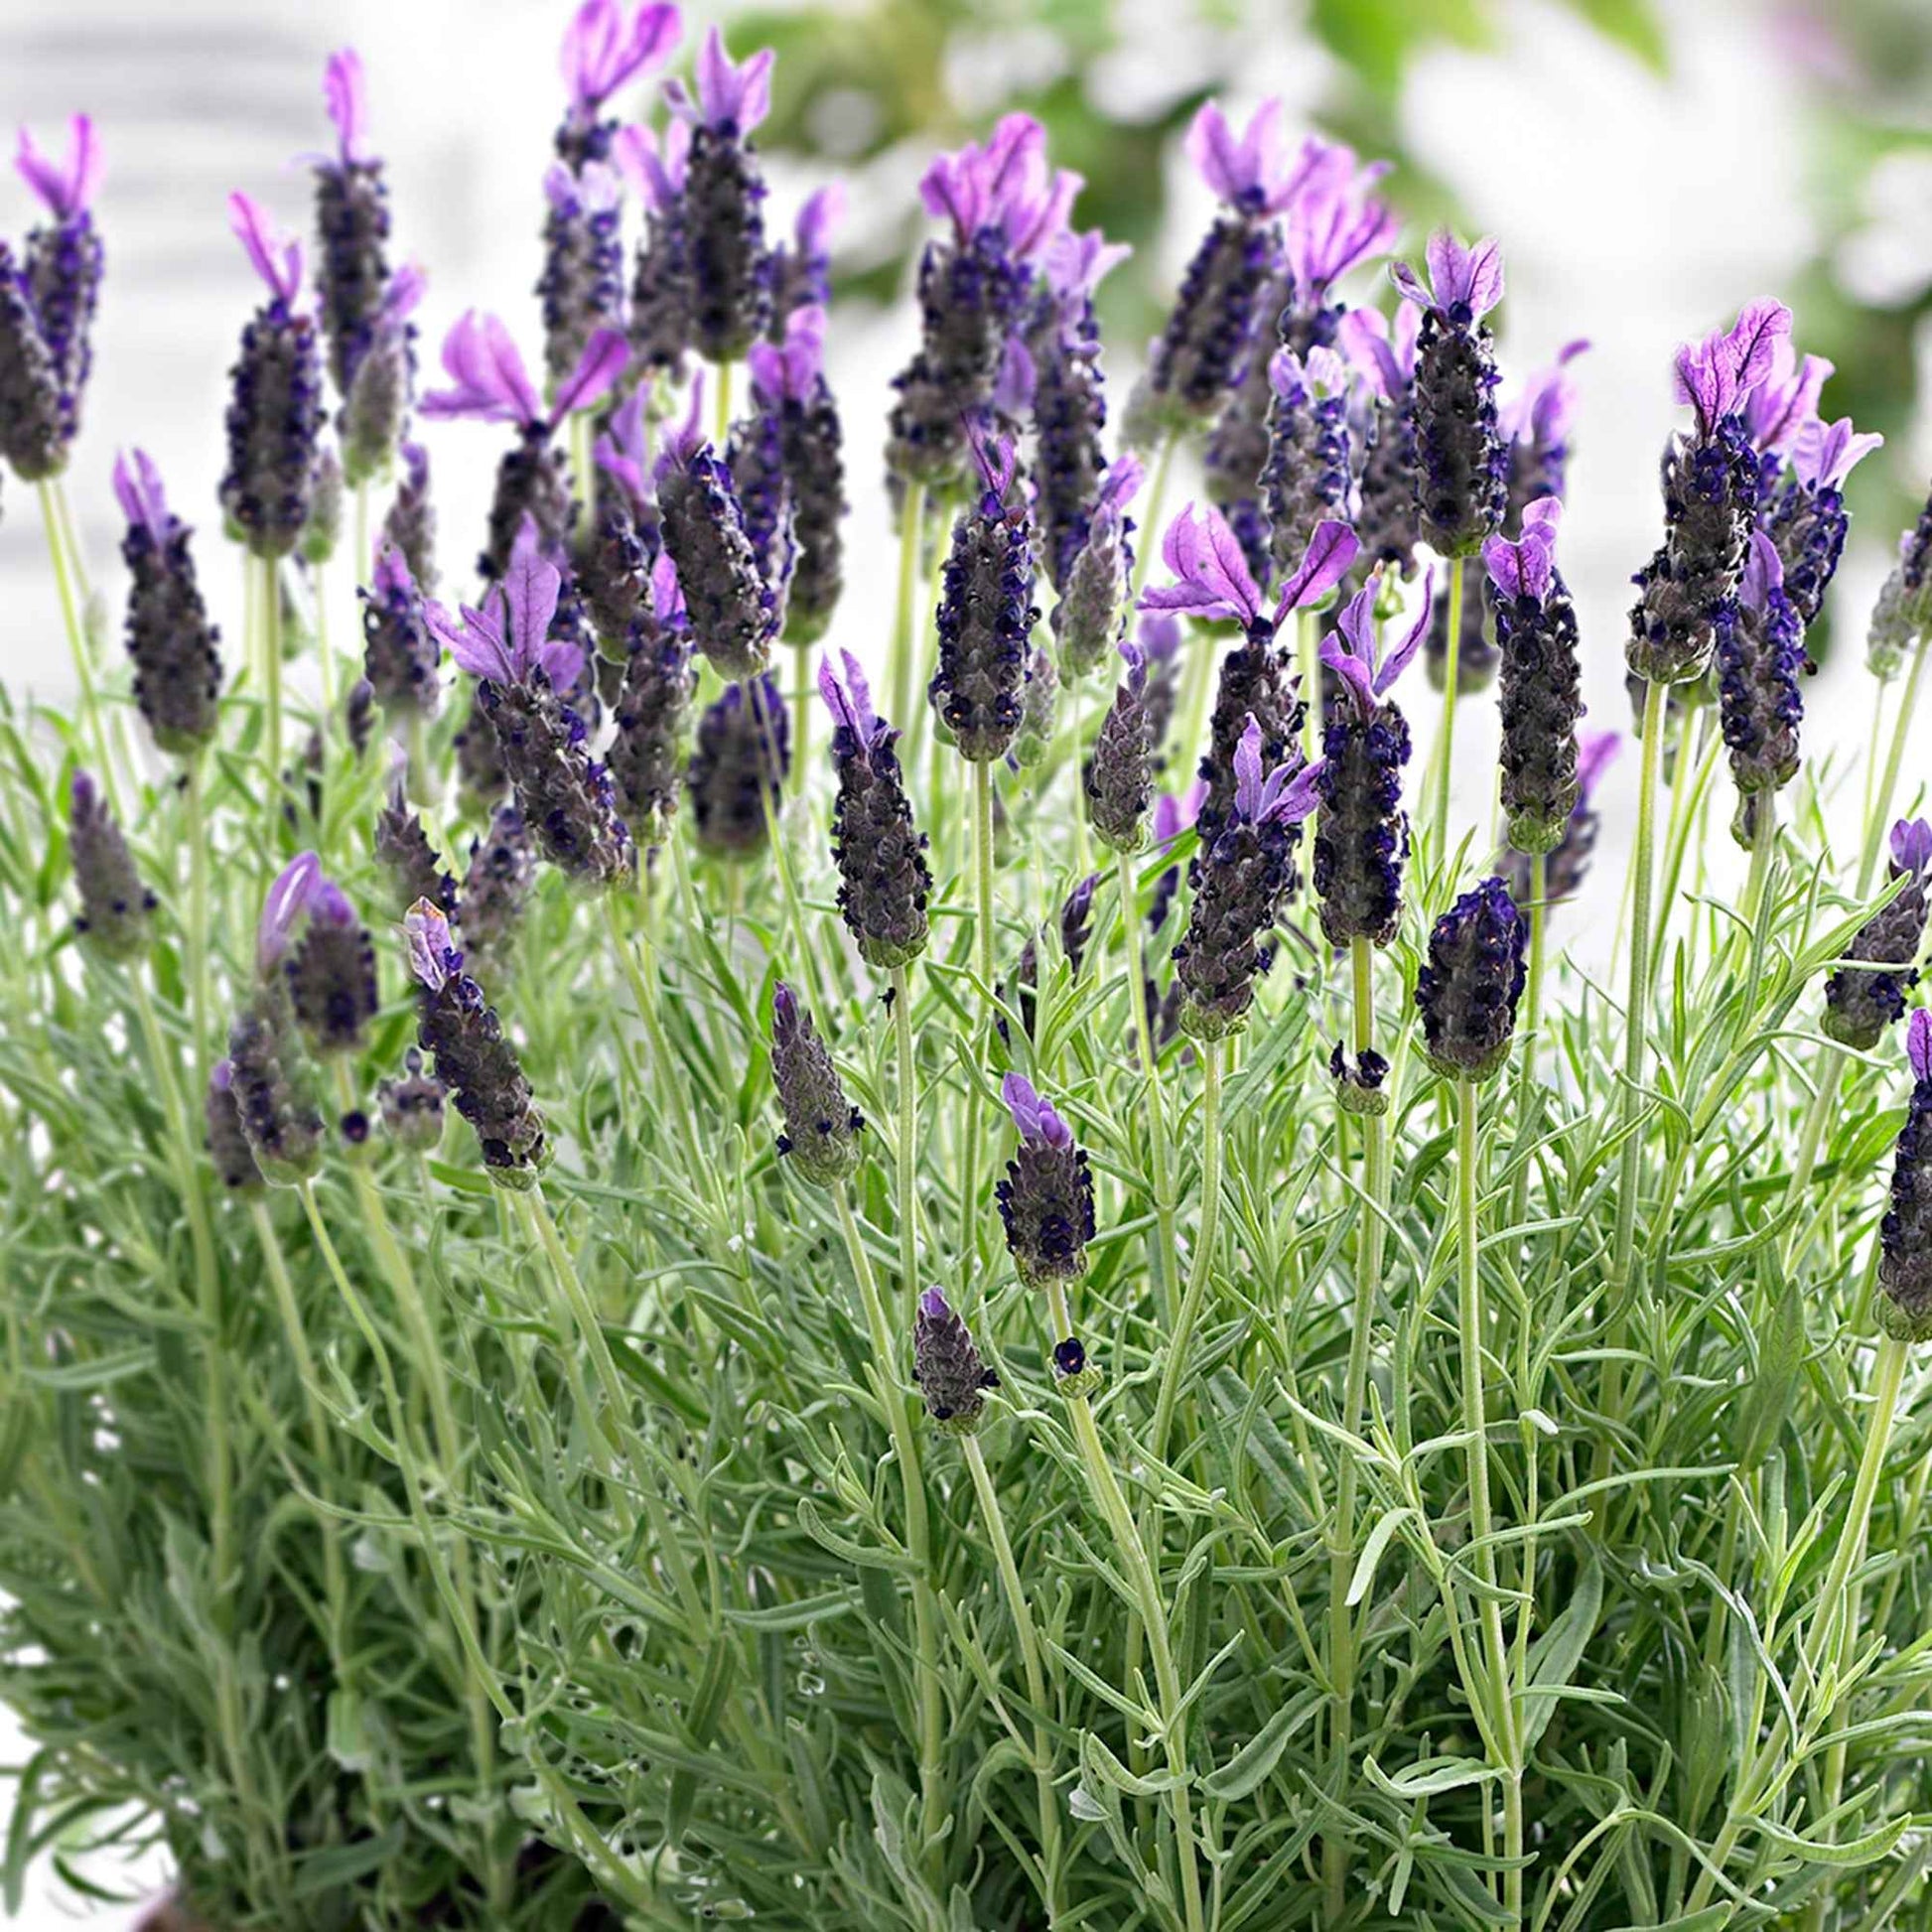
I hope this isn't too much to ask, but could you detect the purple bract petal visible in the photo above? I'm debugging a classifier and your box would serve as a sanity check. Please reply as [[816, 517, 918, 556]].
[[259, 851, 325, 975], [1273, 518, 1359, 617], [1376, 572, 1435, 694], [404, 899, 460, 993], [425, 597, 514, 685], [1140, 503, 1262, 627], [1001, 1071, 1073, 1150], [750, 303, 826, 405], [1911, 1007, 1932, 1085], [1672, 298, 1792, 435], [613, 120, 690, 211], [1792, 415, 1882, 490], [1042, 226, 1131, 306], [228, 192, 304, 308], [420, 311, 545, 427], [1743, 336, 1831, 456], [1891, 817, 1932, 878], [796, 183, 846, 258], [563, 0, 682, 115], [1399, 230, 1504, 320], [1737, 528, 1784, 615], [1285, 142, 1397, 296], [1577, 731, 1619, 803], [818, 647, 880, 742], [323, 50, 371, 167], [551, 327, 629, 426], [16, 113, 101, 221], [112, 448, 170, 543], [1232, 713, 1265, 821], [666, 25, 774, 134]]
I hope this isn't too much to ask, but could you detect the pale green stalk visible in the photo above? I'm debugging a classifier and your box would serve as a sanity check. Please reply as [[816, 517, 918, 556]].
[[1129, 431, 1177, 601], [186, 763, 212, 1096], [40, 481, 118, 809], [1117, 849, 1176, 1319], [1860, 636, 1930, 896], [790, 638, 814, 794], [1430, 557, 1467, 848], [1149, 1037, 1222, 1463], [714, 359, 734, 444], [891, 963, 921, 1313], [262, 553, 284, 818], [1506, 850, 1548, 1232], [891, 483, 927, 767]]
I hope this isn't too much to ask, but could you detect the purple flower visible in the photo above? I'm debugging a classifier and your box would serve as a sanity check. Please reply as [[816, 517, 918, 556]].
[[688, 674, 788, 858], [1185, 102, 1329, 216], [230, 192, 305, 311], [359, 537, 441, 721], [1501, 339, 1588, 518], [911, 1288, 998, 1432], [1052, 453, 1144, 676], [1340, 304, 1424, 579], [312, 50, 399, 432], [1825, 816, 1932, 1052], [1284, 143, 1396, 304], [1741, 334, 1830, 459], [665, 24, 775, 133], [1321, 570, 1434, 720], [69, 769, 155, 960], [537, 159, 626, 385], [1671, 299, 1792, 438], [1791, 415, 1882, 491], [1003, 1071, 1072, 1149], [1879, 1007, 1932, 1339], [11, 113, 103, 454], [768, 182, 845, 321], [998, 1074, 1094, 1288], [771, 983, 864, 1185], [822, 650, 930, 967], [1392, 231, 1504, 323], [1230, 712, 1324, 826], [283, 873, 378, 1056], [15, 113, 102, 221], [258, 851, 326, 977], [918, 112, 1078, 258], [425, 531, 581, 690], [420, 309, 625, 430], [1717, 528, 1806, 842], [562, 0, 682, 143], [1487, 500, 1584, 853], [1259, 345, 1354, 582], [1415, 876, 1528, 1081], [114, 448, 224, 758]]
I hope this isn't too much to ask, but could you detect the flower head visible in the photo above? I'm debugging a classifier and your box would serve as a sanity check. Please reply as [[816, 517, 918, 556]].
[[1415, 876, 1529, 1080], [1392, 231, 1504, 322], [319, 49, 372, 167], [228, 192, 304, 309], [564, 0, 682, 117], [1791, 415, 1883, 490], [748, 302, 826, 406], [1184, 101, 1331, 216], [424, 523, 581, 689], [912, 1288, 998, 1433], [258, 851, 325, 977], [420, 310, 626, 430], [1671, 298, 1792, 436], [1322, 571, 1434, 719], [1284, 143, 1396, 299], [16, 114, 101, 221], [1742, 335, 1831, 458], [770, 983, 865, 1184], [666, 25, 775, 133], [1231, 713, 1324, 827], [919, 113, 1078, 259], [1003, 1071, 1073, 1149]]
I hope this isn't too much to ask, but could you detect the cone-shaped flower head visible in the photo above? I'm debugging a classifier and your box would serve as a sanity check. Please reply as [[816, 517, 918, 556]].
[[664, 27, 775, 360], [1879, 1008, 1932, 1341], [1052, 453, 1143, 678], [224, 995, 326, 1186], [608, 556, 697, 852], [113, 450, 224, 759], [1867, 483, 1932, 679], [1503, 730, 1616, 908], [768, 181, 844, 322], [376, 1046, 446, 1153], [312, 51, 399, 425], [770, 982, 864, 1185], [1259, 344, 1354, 583], [558, 0, 682, 163], [425, 524, 633, 887], [381, 439, 437, 592], [822, 650, 930, 968], [616, 118, 694, 373], [538, 158, 625, 386], [69, 769, 154, 959], [1392, 231, 1506, 559], [1501, 338, 1588, 521], [9, 113, 102, 464], [1415, 876, 1528, 1080], [1628, 299, 1790, 684], [455, 804, 537, 988], [1764, 412, 1882, 630], [1312, 570, 1432, 946], [1010, 641, 1059, 769], [206, 1059, 266, 1194], [373, 777, 457, 915], [1338, 304, 1422, 579], [888, 112, 1077, 483], [404, 900, 545, 1185], [912, 1288, 999, 1434], [688, 673, 787, 858], [1172, 714, 1323, 1038], [748, 304, 846, 642], [1085, 640, 1156, 853], [657, 380, 788, 678], [997, 1073, 1095, 1289], [930, 432, 1039, 760], [280, 868, 379, 1057], [1487, 498, 1584, 854], [359, 538, 441, 721], [1718, 529, 1806, 845], [1824, 818, 1932, 1051], [221, 193, 324, 559]]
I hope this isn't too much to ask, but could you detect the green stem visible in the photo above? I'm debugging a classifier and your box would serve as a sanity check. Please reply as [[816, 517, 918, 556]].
[[973, 758, 997, 997], [1149, 1038, 1222, 1465], [1323, 939, 1386, 1916], [315, 551, 337, 722], [186, 763, 212, 1100], [961, 1430, 1062, 1924], [1432, 557, 1467, 852], [262, 553, 284, 820], [40, 481, 117, 809], [1456, 1077, 1522, 1921], [354, 480, 372, 586], [892, 964, 921, 1313], [1506, 851, 1549, 1233], [790, 638, 814, 796], [1117, 850, 1176, 1321], [891, 483, 927, 773], [1861, 637, 1930, 897], [714, 359, 734, 444], [1129, 431, 1177, 601], [1299, 608, 1320, 768], [833, 1184, 948, 1883]]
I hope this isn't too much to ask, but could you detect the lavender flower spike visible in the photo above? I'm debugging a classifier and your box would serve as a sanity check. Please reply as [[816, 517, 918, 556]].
[[1824, 819, 1932, 1051], [13, 112, 103, 456], [1487, 498, 1584, 855], [1054, 454, 1144, 679], [221, 193, 323, 559], [114, 449, 224, 759], [997, 1073, 1095, 1289], [313, 49, 395, 429], [1717, 529, 1805, 846], [746, 303, 845, 644], [537, 159, 625, 386], [688, 673, 788, 858], [1340, 304, 1423, 579], [359, 538, 441, 722], [283, 874, 379, 1057], [1415, 876, 1529, 1081], [1313, 572, 1432, 947], [1765, 413, 1883, 630], [608, 556, 697, 853], [404, 900, 546, 1186], [1628, 299, 1791, 685], [822, 650, 931, 968], [912, 1288, 999, 1434], [559, 0, 682, 164], [1877, 1009, 1932, 1342], [207, 1059, 266, 1193], [768, 182, 845, 323], [664, 26, 776, 360], [69, 769, 155, 960], [225, 994, 326, 1185], [1393, 231, 1507, 559], [1085, 641, 1156, 853], [1259, 345, 1353, 583], [1504, 729, 1616, 908], [770, 983, 864, 1186]]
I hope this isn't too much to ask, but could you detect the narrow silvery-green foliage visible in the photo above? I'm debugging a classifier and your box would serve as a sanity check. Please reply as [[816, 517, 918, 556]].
[[6, 38, 1932, 1932]]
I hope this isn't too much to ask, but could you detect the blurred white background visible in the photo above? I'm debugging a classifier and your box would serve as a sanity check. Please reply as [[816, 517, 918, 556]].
[[1, 0, 1927, 1918]]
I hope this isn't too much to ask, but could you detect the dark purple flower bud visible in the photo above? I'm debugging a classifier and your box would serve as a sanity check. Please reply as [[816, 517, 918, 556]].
[[1052, 457, 1143, 680], [1313, 573, 1432, 947], [1032, 229, 1128, 591], [1824, 819, 1932, 1051], [1259, 345, 1353, 584], [113, 450, 224, 759], [770, 982, 863, 1185], [767, 183, 843, 325], [312, 55, 393, 404], [1718, 531, 1806, 844], [344, 675, 375, 756], [381, 440, 438, 596], [1763, 414, 1881, 629], [997, 1073, 1095, 1289], [538, 160, 626, 385], [930, 435, 1038, 761], [1392, 232, 1507, 560], [888, 114, 1074, 484], [556, 0, 682, 166], [616, 120, 694, 374], [662, 28, 775, 361], [1415, 876, 1527, 1081], [821, 651, 931, 968], [0, 240, 68, 480], [1338, 305, 1422, 581], [14, 115, 102, 458], [747, 306, 845, 642], [724, 394, 797, 621], [1056, 873, 1100, 981], [426, 531, 634, 887], [1173, 716, 1322, 1038], [455, 690, 509, 807], [1487, 500, 1584, 854], [282, 872, 378, 1056], [657, 387, 785, 680], [577, 395, 658, 645], [912, 1287, 998, 1433], [456, 805, 538, 988], [1330, 1040, 1390, 1117], [220, 195, 324, 560], [688, 673, 787, 858], [1878, 1010, 1932, 1341], [340, 264, 423, 489], [608, 558, 696, 851], [404, 901, 546, 1185], [1086, 641, 1155, 852], [359, 539, 441, 721], [69, 769, 155, 960], [377, 1045, 446, 1153], [226, 989, 327, 1186], [1501, 730, 1615, 909], [373, 780, 457, 915], [1628, 300, 1791, 685], [206, 1059, 266, 1193]]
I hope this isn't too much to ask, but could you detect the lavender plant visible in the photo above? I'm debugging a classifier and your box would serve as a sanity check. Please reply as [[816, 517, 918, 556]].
[[9, 39, 1932, 1932]]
